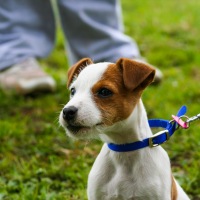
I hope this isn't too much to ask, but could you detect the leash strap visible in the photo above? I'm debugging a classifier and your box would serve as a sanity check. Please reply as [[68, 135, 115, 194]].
[[107, 106, 187, 152]]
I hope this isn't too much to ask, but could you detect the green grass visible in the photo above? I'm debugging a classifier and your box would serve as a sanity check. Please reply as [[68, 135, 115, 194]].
[[0, 0, 200, 199]]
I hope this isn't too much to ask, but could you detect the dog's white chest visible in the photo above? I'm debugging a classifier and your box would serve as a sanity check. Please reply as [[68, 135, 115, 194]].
[[87, 144, 173, 200], [88, 145, 137, 200], [105, 172, 136, 200]]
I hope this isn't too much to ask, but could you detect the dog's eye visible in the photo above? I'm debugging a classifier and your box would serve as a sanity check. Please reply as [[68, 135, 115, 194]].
[[97, 88, 113, 98], [70, 87, 76, 96]]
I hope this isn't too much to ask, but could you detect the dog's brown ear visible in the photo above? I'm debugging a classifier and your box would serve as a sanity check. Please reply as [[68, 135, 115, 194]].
[[116, 58, 155, 91], [67, 58, 93, 87]]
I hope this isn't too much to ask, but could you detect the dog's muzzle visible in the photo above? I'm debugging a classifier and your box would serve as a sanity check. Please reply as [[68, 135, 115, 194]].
[[62, 106, 86, 133], [61, 105, 103, 135]]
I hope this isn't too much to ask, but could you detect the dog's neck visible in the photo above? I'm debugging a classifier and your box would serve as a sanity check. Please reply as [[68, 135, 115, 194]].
[[99, 99, 153, 145]]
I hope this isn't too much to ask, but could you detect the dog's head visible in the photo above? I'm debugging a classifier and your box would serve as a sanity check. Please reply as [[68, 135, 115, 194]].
[[59, 58, 155, 139]]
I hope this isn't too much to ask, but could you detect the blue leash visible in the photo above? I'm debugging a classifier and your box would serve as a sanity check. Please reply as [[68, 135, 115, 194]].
[[107, 106, 187, 152]]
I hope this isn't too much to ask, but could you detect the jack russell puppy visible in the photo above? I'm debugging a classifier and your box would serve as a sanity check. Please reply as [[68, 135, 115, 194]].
[[59, 58, 190, 200]]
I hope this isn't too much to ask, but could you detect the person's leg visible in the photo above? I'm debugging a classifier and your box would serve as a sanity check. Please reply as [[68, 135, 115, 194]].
[[0, 0, 56, 94], [57, 0, 140, 65], [0, 0, 55, 70]]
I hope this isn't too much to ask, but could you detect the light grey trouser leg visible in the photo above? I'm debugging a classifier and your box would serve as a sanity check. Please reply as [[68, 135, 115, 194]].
[[0, 0, 140, 70], [0, 0, 55, 70], [58, 0, 140, 65]]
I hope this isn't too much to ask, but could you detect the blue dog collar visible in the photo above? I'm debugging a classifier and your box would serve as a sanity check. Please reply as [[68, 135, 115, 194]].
[[107, 106, 187, 152]]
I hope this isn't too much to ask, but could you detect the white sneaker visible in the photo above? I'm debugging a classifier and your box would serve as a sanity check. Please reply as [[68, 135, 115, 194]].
[[0, 58, 56, 95]]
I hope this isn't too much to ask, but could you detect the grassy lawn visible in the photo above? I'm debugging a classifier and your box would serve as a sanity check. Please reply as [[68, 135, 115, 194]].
[[0, 0, 200, 199]]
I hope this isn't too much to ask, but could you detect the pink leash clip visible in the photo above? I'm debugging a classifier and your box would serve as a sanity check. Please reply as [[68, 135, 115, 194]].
[[172, 115, 189, 129]]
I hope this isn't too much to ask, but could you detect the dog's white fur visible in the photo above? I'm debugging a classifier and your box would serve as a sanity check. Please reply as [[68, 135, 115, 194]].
[[59, 58, 190, 200]]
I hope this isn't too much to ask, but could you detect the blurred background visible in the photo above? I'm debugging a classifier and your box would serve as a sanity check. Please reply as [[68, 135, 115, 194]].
[[0, 0, 200, 199]]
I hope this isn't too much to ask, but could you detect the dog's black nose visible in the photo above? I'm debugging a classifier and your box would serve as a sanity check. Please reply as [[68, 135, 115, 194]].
[[62, 106, 78, 121]]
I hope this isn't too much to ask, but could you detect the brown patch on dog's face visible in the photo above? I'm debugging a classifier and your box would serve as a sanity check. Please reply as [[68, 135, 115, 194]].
[[91, 58, 155, 126], [92, 64, 141, 126]]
